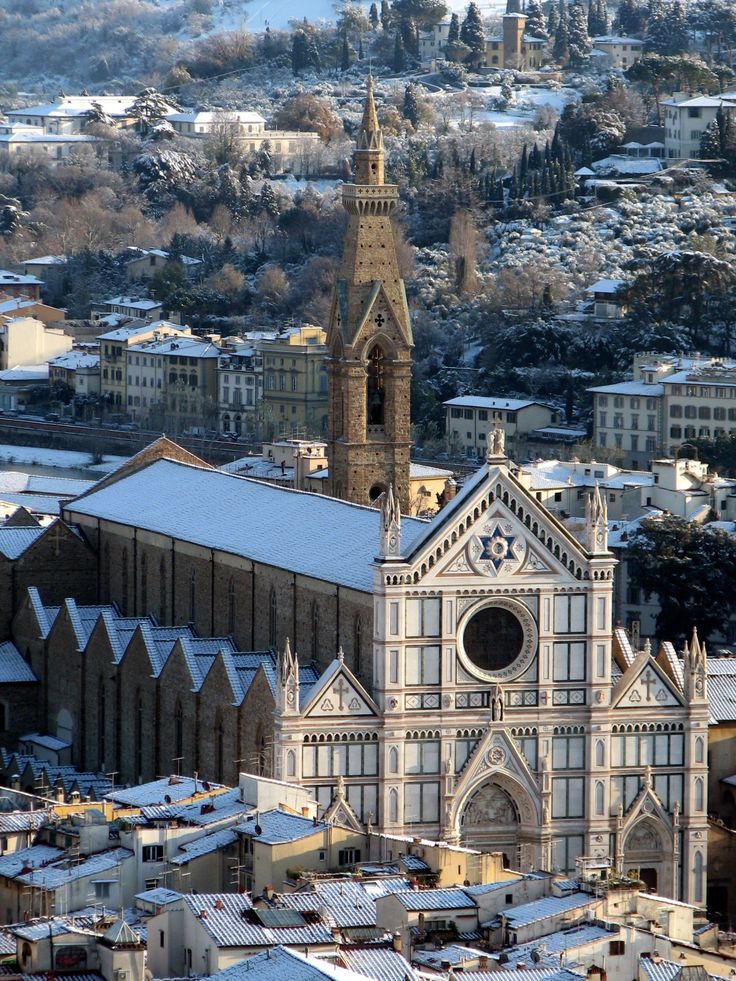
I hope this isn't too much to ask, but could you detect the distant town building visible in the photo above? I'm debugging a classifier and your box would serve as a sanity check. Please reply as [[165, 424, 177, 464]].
[[590, 352, 736, 469], [218, 342, 266, 437], [445, 395, 559, 459], [48, 349, 101, 400], [0, 121, 100, 165], [260, 324, 328, 439], [0, 316, 71, 371], [591, 36, 644, 69], [0, 271, 42, 301], [124, 247, 202, 283], [662, 91, 736, 161]]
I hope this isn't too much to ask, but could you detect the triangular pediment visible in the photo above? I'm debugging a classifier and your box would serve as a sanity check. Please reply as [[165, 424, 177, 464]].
[[611, 652, 685, 709], [407, 466, 592, 587], [303, 657, 379, 719], [352, 281, 412, 351], [622, 781, 674, 840], [323, 787, 364, 831]]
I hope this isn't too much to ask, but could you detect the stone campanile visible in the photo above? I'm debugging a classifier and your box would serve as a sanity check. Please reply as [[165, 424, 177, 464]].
[[326, 76, 413, 512]]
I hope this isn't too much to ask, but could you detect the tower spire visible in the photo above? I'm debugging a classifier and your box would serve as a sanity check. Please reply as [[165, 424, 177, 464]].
[[358, 75, 381, 149], [326, 73, 413, 510]]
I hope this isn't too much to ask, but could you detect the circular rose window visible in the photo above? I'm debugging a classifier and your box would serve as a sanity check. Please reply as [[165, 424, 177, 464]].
[[458, 597, 537, 681]]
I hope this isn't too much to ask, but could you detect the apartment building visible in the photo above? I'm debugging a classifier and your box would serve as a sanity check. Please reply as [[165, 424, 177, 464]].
[[444, 395, 559, 459], [218, 343, 265, 437], [662, 91, 736, 161], [260, 325, 328, 439], [590, 353, 736, 469], [97, 321, 186, 412], [126, 333, 220, 431]]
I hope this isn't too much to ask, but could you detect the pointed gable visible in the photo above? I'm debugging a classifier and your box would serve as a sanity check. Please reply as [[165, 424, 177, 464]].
[[612, 651, 684, 709], [70, 436, 213, 503], [303, 655, 379, 719]]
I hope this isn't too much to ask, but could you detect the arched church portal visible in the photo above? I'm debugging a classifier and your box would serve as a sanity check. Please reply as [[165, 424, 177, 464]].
[[624, 819, 664, 893], [460, 781, 520, 865]]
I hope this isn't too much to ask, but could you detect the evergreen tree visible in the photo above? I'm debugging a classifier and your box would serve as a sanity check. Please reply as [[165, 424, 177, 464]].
[[258, 181, 280, 218], [306, 32, 322, 71], [525, 0, 548, 37], [380, 0, 392, 29], [644, 0, 670, 53], [291, 30, 310, 74], [553, 1, 570, 63], [403, 83, 420, 127], [400, 15, 419, 56], [700, 118, 723, 166], [369, 1, 380, 28], [669, 0, 689, 54], [460, 1, 486, 66], [568, 0, 591, 65], [393, 30, 407, 69], [359, 34, 364, 57], [596, 0, 609, 34], [447, 11, 460, 42], [341, 34, 351, 70], [547, 1, 559, 36]]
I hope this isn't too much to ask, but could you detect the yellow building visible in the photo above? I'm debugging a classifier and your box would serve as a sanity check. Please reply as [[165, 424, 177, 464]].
[[97, 320, 186, 414], [260, 325, 328, 439]]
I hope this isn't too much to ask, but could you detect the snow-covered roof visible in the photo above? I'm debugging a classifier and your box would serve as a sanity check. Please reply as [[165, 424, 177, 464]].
[[236, 809, 326, 845], [0, 270, 42, 286], [104, 296, 162, 310], [167, 110, 265, 125], [0, 640, 37, 683], [64, 458, 428, 593], [444, 395, 550, 411], [208, 945, 358, 981], [0, 129, 98, 144], [0, 364, 49, 382], [587, 278, 626, 294], [48, 351, 99, 370], [592, 35, 643, 44], [20, 732, 69, 750], [662, 94, 736, 109], [105, 774, 227, 807], [0, 525, 46, 558], [591, 155, 663, 174], [125, 247, 201, 267], [588, 381, 664, 396], [21, 255, 66, 266], [182, 894, 334, 949], [128, 335, 220, 358]]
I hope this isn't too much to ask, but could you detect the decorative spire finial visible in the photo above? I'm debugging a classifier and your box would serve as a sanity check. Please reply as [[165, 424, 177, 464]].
[[586, 482, 608, 553], [378, 484, 402, 558], [337, 646, 345, 663]]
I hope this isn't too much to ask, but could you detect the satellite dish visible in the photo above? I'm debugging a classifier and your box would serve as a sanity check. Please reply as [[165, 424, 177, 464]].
[[531, 949, 542, 964], [164, 794, 172, 804], [203, 781, 210, 791], [254, 824, 262, 836]]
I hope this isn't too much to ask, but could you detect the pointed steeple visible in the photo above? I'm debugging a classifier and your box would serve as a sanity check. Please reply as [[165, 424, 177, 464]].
[[354, 75, 385, 184], [278, 637, 300, 715], [378, 484, 402, 558], [586, 482, 608, 554], [358, 75, 382, 150], [683, 625, 707, 703]]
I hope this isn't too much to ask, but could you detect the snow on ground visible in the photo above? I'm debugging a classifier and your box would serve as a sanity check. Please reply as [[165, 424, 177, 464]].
[[0, 444, 128, 474]]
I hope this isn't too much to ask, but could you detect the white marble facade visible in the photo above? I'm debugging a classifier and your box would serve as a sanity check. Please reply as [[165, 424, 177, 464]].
[[274, 445, 709, 903]]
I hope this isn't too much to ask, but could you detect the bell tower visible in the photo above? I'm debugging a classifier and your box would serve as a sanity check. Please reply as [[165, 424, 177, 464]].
[[326, 76, 413, 511]]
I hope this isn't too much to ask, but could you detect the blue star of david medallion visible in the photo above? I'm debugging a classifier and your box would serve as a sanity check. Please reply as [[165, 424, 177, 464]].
[[470, 521, 526, 576]]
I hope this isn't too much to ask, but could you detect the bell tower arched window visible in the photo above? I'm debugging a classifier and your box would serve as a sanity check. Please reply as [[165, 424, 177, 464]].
[[366, 344, 385, 426]]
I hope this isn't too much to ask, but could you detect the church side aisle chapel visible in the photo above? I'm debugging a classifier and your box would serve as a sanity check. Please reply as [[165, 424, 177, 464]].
[[274, 80, 709, 901]]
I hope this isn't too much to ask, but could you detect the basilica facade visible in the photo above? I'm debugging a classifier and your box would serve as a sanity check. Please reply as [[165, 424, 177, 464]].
[[273, 441, 709, 902]]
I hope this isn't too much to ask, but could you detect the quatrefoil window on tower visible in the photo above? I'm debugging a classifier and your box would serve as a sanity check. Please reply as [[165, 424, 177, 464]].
[[374, 313, 385, 328]]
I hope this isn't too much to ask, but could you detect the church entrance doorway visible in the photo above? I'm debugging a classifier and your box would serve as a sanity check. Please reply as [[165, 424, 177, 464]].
[[459, 781, 520, 860], [640, 868, 658, 892], [624, 820, 664, 894]]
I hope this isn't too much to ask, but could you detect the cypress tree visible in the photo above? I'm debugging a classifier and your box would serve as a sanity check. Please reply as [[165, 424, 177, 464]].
[[520, 144, 529, 180], [547, 2, 559, 36], [341, 34, 350, 71], [553, 3, 570, 64], [369, 2, 379, 29], [393, 30, 406, 70], [447, 11, 460, 43], [380, 0, 392, 29], [403, 83, 420, 127]]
